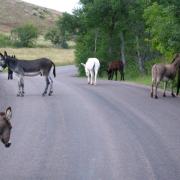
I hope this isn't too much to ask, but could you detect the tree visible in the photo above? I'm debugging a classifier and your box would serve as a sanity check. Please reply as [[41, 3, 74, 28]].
[[45, 27, 62, 47], [11, 24, 38, 47], [45, 13, 78, 48], [144, 2, 180, 57]]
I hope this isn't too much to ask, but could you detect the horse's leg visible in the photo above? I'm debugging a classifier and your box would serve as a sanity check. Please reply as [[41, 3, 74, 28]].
[[121, 72, 123, 80], [48, 76, 53, 96], [115, 70, 117, 81], [111, 71, 114, 80], [42, 76, 50, 96], [120, 70, 124, 80], [163, 81, 167, 97], [119, 70, 122, 80]]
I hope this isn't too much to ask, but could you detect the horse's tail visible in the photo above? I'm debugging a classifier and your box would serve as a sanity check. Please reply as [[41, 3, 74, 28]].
[[52, 62, 56, 77]]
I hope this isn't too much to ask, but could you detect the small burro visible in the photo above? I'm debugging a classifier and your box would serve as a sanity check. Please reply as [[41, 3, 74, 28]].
[[0, 51, 56, 97], [81, 58, 100, 85], [0, 107, 12, 148]]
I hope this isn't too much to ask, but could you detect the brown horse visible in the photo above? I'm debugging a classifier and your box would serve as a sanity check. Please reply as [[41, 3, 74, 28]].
[[0, 107, 12, 148], [107, 60, 124, 81]]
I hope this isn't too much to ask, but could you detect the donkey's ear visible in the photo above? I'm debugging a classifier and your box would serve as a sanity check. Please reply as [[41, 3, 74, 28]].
[[0, 52, 3, 58], [81, 63, 85, 67], [175, 53, 180, 58], [5, 107, 12, 121], [4, 51, 8, 57]]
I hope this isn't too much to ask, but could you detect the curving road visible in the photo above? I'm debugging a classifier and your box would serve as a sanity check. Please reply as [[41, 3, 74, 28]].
[[0, 65, 180, 180]]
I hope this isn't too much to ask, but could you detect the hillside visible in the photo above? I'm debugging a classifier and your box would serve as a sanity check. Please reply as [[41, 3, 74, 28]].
[[0, 0, 62, 33]]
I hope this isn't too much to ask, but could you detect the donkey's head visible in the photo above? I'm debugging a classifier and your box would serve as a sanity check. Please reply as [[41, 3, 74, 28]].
[[171, 53, 180, 67], [0, 51, 16, 71], [0, 52, 8, 71], [81, 63, 89, 77], [0, 107, 12, 148]]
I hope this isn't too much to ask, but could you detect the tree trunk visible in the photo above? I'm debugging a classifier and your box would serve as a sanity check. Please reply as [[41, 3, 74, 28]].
[[94, 29, 98, 55], [108, 34, 113, 60], [136, 35, 145, 74], [120, 32, 126, 65]]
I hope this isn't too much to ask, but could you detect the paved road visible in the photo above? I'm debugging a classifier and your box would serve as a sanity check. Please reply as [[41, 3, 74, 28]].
[[0, 65, 180, 180]]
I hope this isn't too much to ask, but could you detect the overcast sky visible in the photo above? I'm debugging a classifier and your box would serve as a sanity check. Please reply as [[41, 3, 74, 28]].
[[22, 0, 80, 13]]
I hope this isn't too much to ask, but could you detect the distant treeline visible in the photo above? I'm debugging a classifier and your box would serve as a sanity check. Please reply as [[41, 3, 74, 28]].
[[54, 0, 180, 76], [1, 0, 180, 78]]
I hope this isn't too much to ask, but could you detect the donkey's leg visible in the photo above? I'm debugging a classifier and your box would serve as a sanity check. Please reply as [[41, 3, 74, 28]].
[[94, 71, 98, 85], [151, 81, 154, 98], [17, 77, 22, 96], [42, 76, 50, 96], [171, 81, 176, 97], [90, 71, 94, 85], [87, 73, 90, 84], [155, 81, 160, 99], [20, 76, 25, 96], [163, 81, 167, 97], [48, 76, 53, 96]]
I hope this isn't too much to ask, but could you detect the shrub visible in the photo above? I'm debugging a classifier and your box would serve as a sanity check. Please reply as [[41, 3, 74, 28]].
[[0, 34, 12, 47], [11, 24, 38, 47]]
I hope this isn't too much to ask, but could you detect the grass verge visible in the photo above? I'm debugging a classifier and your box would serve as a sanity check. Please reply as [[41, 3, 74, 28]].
[[0, 48, 75, 66]]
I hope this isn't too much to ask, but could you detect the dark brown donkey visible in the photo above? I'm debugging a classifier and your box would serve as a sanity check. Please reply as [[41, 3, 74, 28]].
[[107, 60, 124, 81], [0, 107, 12, 148]]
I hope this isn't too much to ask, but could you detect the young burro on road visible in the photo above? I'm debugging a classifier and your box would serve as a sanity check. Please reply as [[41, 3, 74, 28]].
[[0, 107, 12, 148], [0, 51, 56, 97], [81, 58, 100, 85]]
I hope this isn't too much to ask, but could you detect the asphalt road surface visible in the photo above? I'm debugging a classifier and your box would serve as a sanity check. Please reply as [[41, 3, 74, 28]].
[[0, 65, 180, 180]]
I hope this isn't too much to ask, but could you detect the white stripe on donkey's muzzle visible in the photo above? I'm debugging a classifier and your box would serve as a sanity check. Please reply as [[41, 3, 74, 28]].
[[0, 66, 4, 72]]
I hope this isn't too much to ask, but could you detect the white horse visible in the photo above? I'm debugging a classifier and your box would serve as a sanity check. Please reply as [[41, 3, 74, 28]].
[[81, 58, 100, 85]]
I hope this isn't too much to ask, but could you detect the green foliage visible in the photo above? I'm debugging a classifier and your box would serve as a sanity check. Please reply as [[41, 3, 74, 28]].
[[11, 24, 38, 47], [44, 13, 77, 48], [60, 0, 180, 82], [0, 34, 12, 47], [144, 2, 180, 57], [45, 27, 61, 47], [75, 33, 95, 76]]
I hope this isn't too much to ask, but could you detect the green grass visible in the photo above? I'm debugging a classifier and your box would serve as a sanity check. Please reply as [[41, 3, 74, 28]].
[[126, 75, 151, 86], [0, 47, 75, 66]]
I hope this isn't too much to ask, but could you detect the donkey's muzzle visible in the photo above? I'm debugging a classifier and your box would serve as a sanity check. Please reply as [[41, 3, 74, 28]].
[[5, 142, 11, 148]]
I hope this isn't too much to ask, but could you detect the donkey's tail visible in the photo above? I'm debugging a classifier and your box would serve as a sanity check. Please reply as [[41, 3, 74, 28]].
[[152, 64, 157, 83], [52, 62, 56, 77]]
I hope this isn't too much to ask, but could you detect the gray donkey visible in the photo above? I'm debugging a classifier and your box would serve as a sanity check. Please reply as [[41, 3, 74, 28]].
[[0, 107, 12, 148], [151, 53, 180, 99], [0, 51, 56, 96]]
